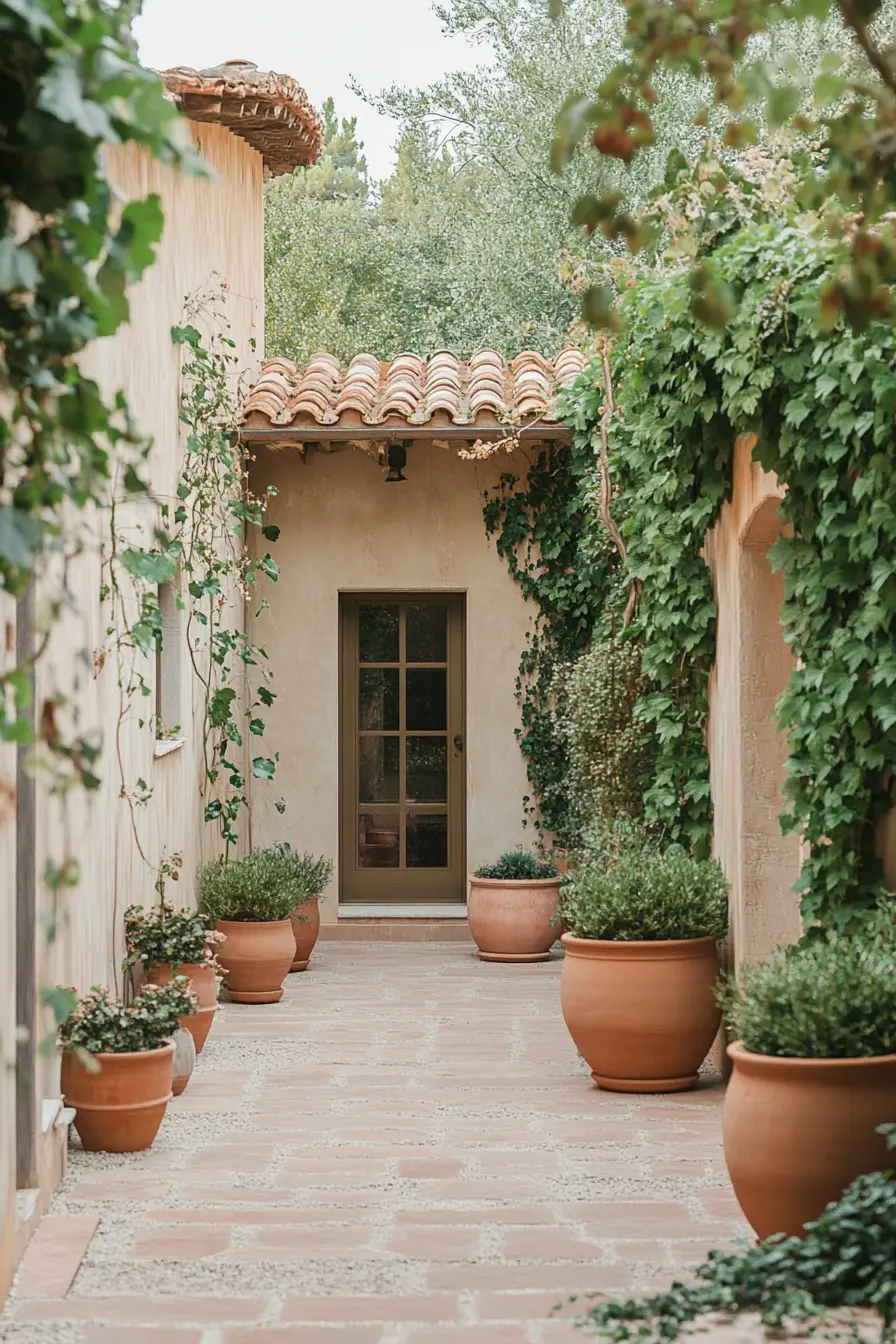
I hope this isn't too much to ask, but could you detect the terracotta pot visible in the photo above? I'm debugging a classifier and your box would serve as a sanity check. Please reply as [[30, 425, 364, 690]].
[[216, 918, 294, 1004], [290, 895, 321, 972], [61, 1043, 174, 1153], [560, 933, 721, 1093], [171, 1026, 196, 1096], [146, 962, 218, 1052], [724, 1042, 896, 1240], [467, 876, 562, 963]]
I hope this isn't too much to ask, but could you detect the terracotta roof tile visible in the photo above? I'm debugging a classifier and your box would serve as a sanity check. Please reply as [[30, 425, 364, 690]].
[[161, 60, 322, 175], [242, 349, 586, 430]]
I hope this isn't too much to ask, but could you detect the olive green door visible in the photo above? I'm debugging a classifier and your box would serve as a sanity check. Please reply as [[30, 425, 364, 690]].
[[340, 594, 465, 902]]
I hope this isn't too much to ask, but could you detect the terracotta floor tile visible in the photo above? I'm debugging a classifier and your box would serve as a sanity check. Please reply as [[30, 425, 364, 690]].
[[280, 1293, 462, 1324], [128, 1229, 231, 1259], [15, 1215, 99, 1298]]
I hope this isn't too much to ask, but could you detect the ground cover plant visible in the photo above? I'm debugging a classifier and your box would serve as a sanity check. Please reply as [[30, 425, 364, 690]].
[[58, 982, 197, 1055], [124, 902, 222, 970], [574, 1127, 896, 1343]]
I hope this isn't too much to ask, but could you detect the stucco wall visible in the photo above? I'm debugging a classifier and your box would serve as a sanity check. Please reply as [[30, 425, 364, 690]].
[[1, 118, 264, 1300], [247, 442, 535, 919], [706, 437, 803, 969]]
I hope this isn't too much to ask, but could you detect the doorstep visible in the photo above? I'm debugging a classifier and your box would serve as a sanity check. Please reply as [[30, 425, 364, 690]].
[[321, 904, 472, 942]]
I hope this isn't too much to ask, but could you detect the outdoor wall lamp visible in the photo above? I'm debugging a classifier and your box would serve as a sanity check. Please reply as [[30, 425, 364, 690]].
[[385, 442, 408, 483]]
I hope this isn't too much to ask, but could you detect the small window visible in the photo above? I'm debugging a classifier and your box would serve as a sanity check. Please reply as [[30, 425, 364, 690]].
[[155, 578, 183, 740]]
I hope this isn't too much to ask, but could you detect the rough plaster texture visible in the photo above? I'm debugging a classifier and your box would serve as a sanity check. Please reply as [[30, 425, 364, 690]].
[[247, 444, 534, 918], [0, 120, 265, 1302], [2, 942, 749, 1342]]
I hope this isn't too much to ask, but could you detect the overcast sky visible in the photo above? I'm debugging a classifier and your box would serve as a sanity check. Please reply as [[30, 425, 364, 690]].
[[134, 0, 487, 181]]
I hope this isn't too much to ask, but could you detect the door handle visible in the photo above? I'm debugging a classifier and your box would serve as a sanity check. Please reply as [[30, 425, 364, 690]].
[[453, 734, 464, 752]]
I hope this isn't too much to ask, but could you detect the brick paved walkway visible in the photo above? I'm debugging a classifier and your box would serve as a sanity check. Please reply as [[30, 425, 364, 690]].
[[3, 942, 749, 1342]]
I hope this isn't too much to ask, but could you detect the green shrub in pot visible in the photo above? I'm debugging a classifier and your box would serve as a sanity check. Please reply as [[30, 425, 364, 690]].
[[474, 850, 558, 881], [468, 849, 561, 962], [558, 820, 728, 1093], [197, 847, 309, 1004], [287, 850, 334, 972], [720, 930, 896, 1240]]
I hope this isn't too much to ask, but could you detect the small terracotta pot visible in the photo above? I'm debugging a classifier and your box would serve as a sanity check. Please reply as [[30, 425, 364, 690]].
[[724, 1042, 896, 1240], [61, 1043, 174, 1152], [467, 876, 562, 962], [146, 962, 218, 1052], [290, 895, 321, 972], [560, 933, 721, 1093], [171, 1026, 196, 1096], [216, 919, 294, 1004]]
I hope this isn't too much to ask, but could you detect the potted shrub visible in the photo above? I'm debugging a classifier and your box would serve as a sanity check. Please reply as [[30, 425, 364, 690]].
[[197, 847, 302, 1003], [59, 981, 196, 1152], [287, 850, 334, 972], [125, 901, 223, 1052], [559, 821, 728, 1092], [720, 931, 896, 1240], [468, 850, 561, 962]]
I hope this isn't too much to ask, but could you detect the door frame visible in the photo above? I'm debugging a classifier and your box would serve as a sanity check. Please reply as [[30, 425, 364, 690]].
[[338, 590, 466, 904]]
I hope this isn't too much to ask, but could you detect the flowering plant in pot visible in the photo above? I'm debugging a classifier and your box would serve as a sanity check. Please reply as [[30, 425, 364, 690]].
[[58, 980, 196, 1152], [280, 849, 334, 973], [558, 820, 728, 1093], [125, 901, 223, 1052], [468, 850, 561, 963], [719, 929, 896, 1241], [197, 847, 304, 1003]]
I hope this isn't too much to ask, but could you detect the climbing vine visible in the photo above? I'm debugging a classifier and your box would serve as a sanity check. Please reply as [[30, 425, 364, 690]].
[[570, 212, 896, 931], [481, 439, 630, 843], [104, 281, 283, 863]]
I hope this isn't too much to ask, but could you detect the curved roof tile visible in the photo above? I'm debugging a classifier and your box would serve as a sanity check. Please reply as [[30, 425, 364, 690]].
[[161, 60, 322, 175], [243, 349, 586, 429]]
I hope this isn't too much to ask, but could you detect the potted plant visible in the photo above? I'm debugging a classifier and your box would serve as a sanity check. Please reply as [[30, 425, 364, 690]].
[[468, 850, 562, 962], [59, 981, 196, 1152], [125, 901, 223, 1052], [286, 850, 334, 972], [720, 931, 896, 1240], [197, 847, 302, 1003], [558, 821, 728, 1093]]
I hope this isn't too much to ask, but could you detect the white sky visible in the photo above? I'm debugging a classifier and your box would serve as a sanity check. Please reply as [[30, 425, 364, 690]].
[[134, 0, 487, 181]]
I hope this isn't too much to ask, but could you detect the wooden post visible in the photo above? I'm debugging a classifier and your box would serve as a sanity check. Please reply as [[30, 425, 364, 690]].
[[15, 582, 37, 1189]]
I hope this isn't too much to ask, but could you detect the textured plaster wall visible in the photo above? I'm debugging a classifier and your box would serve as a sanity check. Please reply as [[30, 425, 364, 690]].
[[0, 120, 264, 1301], [247, 442, 534, 921], [706, 438, 802, 969]]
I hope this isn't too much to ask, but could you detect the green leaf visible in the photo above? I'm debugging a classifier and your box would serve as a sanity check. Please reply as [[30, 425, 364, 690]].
[[252, 756, 276, 780], [249, 718, 265, 735], [209, 688, 237, 727], [120, 548, 178, 583], [0, 237, 40, 292]]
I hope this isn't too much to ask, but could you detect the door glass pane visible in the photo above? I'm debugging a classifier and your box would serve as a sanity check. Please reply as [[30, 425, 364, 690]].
[[359, 604, 399, 663], [407, 813, 448, 868], [359, 737, 399, 803], [358, 812, 400, 867], [407, 604, 447, 663], [406, 737, 447, 802], [406, 668, 447, 731], [359, 668, 398, 730]]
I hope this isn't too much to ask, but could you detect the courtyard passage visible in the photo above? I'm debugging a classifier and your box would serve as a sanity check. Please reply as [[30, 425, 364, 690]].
[[3, 942, 748, 1343]]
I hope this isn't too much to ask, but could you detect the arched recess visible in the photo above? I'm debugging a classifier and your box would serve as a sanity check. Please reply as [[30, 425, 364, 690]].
[[735, 494, 802, 968]]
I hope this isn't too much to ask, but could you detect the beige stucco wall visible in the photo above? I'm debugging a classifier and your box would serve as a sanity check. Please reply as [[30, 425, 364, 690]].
[[248, 442, 535, 919], [1, 118, 264, 1300], [706, 437, 803, 969]]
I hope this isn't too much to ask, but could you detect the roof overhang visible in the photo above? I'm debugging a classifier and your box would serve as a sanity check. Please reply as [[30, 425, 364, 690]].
[[239, 423, 573, 447]]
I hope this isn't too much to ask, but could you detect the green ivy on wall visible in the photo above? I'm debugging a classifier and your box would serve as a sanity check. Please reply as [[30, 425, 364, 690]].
[[569, 218, 896, 931]]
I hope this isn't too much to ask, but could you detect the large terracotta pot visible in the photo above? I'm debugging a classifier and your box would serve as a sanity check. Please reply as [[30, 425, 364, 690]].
[[468, 876, 562, 962], [216, 918, 294, 1004], [290, 895, 321, 972], [560, 933, 721, 1093], [61, 1043, 174, 1153], [724, 1042, 896, 1240], [146, 962, 218, 1052]]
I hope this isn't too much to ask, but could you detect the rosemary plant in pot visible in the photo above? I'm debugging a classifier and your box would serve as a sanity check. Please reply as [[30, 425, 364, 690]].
[[197, 847, 304, 1003], [721, 930, 896, 1240], [59, 981, 196, 1152], [468, 850, 562, 962], [125, 901, 222, 1052], [559, 821, 728, 1092], [286, 850, 334, 972]]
